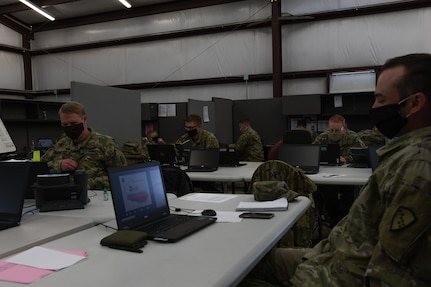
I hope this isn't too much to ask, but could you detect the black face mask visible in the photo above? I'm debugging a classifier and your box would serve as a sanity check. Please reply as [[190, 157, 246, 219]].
[[187, 129, 198, 138], [63, 123, 84, 140], [369, 97, 411, 139]]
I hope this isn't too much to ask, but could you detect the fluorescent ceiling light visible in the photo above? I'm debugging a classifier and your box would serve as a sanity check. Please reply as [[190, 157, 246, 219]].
[[119, 0, 132, 9], [19, 0, 55, 21]]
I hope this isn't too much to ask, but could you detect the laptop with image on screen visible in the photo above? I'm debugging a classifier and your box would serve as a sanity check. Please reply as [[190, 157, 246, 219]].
[[278, 144, 321, 174], [0, 162, 31, 231], [319, 144, 340, 166], [108, 161, 216, 242], [185, 148, 220, 172], [218, 148, 246, 167], [147, 144, 178, 166]]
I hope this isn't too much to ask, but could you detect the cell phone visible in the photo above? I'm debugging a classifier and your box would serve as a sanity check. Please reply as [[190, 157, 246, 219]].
[[239, 212, 274, 219]]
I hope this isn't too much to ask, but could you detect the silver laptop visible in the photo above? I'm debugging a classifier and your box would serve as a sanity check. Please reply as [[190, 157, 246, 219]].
[[0, 162, 30, 231], [278, 144, 320, 174], [108, 161, 216, 242]]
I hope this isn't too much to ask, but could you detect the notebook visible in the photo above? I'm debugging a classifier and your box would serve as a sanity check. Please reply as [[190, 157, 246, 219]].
[[147, 144, 178, 166], [184, 148, 220, 172], [108, 161, 216, 242], [218, 148, 246, 167], [278, 144, 320, 174], [319, 144, 340, 166], [0, 162, 30, 231]]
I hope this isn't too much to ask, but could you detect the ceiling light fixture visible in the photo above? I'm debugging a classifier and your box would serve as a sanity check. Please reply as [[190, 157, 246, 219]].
[[119, 0, 132, 9], [19, 0, 55, 21]]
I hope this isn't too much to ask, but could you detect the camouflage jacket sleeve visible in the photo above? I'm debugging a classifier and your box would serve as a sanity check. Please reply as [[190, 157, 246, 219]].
[[41, 130, 127, 190], [364, 139, 431, 286]]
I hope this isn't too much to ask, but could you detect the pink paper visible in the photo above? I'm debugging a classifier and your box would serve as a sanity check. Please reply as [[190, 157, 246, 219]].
[[0, 249, 87, 284]]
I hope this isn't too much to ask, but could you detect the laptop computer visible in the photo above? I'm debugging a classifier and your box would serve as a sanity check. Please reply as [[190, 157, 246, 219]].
[[184, 148, 220, 172], [367, 145, 382, 171], [350, 147, 369, 168], [108, 161, 216, 242], [278, 144, 321, 174], [319, 144, 340, 166], [0, 162, 31, 231], [147, 144, 178, 166], [218, 148, 246, 167]]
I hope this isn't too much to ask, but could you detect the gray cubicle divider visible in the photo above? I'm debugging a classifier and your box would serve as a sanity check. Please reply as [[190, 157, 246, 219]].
[[233, 98, 286, 145], [71, 81, 141, 147], [187, 98, 233, 145], [157, 102, 188, 143]]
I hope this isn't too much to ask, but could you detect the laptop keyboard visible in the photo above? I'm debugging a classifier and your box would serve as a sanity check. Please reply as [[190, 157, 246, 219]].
[[140, 215, 195, 235]]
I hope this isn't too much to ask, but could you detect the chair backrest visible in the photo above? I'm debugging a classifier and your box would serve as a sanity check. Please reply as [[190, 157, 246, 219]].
[[161, 166, 194, 197], [248, 160, 317, 248], [283, 130, 312, 144]]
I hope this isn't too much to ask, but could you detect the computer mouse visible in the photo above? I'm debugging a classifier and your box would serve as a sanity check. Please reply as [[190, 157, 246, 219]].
[[201, 209, 217, 216]]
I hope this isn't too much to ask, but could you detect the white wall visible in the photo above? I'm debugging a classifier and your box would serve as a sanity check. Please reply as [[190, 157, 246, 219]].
[[0, 24, 24, 90], [2, 0, 431, 102]]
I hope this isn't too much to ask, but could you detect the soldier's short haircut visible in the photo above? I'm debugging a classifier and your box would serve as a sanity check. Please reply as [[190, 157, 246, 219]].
[[382, 53, 431, 101], [185, 114, 202, 124], [59, 101, 86, 117], [329, 114, 346, 125]]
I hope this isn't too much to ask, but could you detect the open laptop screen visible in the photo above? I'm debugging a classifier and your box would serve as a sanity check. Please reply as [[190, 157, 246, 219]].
[[108, 162, 170, 230], [0, 163, 30, 223], [278, 144, 320, 174]]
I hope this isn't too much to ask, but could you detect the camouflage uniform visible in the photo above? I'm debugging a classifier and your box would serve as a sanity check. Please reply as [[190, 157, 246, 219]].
[[313, 129, 366, 163], [41, 129, 127, 190], [240, 126, 431, 287], [121, 140, 149, 165], [248, 160, 317, 248], [357, 128, 386, 146], [235, 127, 264, 162], [176, 129, 219, 148]]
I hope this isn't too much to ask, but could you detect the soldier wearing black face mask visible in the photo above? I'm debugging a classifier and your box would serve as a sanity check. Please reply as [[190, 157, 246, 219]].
[[176, 114, 219, 149], [240, 53, 431, 287], [41, 101, 127, 190]]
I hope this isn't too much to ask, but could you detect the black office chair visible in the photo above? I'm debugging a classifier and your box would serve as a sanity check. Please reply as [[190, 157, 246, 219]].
[[282, 130, 312, 144]]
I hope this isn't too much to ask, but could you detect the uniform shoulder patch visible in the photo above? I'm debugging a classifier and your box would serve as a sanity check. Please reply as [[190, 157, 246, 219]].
[[390, 206, 416, 231]]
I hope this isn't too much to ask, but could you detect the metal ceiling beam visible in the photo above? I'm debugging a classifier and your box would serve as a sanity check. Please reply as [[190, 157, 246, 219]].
[[28, 0, 247, 32]]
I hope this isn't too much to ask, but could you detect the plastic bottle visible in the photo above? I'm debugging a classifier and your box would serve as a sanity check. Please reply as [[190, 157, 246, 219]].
[[103, 188, 109, 201]]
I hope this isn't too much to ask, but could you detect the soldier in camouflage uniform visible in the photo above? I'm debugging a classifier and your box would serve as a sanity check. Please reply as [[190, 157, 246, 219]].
[[313, 114, 366, 164], [230, 118, 264, 162], [357, 126, 386, 146], [176, 114, 219, 148], [240, 53, 431, 287], [41, 101, 127, 190]]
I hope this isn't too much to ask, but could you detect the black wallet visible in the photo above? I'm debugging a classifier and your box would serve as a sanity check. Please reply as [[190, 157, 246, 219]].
[[100, 230, 148, 252]]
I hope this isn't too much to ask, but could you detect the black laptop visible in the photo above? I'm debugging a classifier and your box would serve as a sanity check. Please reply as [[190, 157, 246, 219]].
[[147, 144, 178, 166], [0, 162, 31, 231], [278, 144, 321, 174], [218, 148, 246, 167], [319, 144, 340, 166], [184, 148, 220, 172], [350, 147, 369, 168], [108, 161, 216, 242]]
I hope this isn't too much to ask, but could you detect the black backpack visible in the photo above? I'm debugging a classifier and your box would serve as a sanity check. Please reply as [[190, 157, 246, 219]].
[[161, 166, 194, 197]]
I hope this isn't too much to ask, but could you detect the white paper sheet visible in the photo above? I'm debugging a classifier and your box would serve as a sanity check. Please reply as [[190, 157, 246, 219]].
[[6, 246, 87, 271], [180, 193, 237, 203], [236, 198, 288, 211]]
